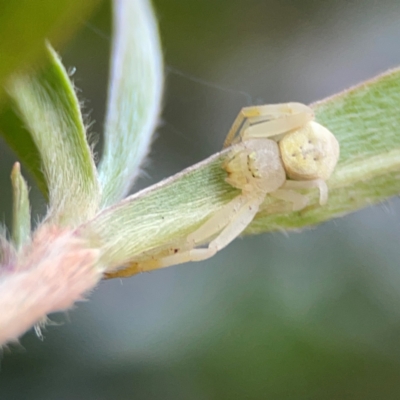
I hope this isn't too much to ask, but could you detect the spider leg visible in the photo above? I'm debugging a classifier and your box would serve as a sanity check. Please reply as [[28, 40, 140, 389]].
[[270, 189, 309, 211], [241, 111, 312, 141], [223, 103, 313, 148], [283, 179, 328, 205], [224, 110, 259, 148], [106, 195, 263, 277], [159, 196, 262, 266]]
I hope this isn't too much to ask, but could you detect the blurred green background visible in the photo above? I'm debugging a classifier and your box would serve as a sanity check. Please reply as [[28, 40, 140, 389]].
[[2, 0, 400, 398]]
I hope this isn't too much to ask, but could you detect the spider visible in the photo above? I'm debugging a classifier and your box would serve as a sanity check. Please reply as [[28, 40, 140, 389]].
[[105, 102, 339, 278]]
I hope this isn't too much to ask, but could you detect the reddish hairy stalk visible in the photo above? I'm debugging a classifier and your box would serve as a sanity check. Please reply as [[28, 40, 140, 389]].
[[0, 226, 101, 345]]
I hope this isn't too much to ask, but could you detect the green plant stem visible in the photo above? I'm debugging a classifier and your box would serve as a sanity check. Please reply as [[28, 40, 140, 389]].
[[11, 163, 31, 250]]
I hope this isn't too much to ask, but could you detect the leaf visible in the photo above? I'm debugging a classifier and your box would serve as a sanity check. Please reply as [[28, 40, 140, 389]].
[[0, 0, 101, 197], [80, 68, 400, 272], [7, 45, 100, 226], [97, 0, 163, 208], [0, 0, 101, 101], [11, 163, 31, 250]]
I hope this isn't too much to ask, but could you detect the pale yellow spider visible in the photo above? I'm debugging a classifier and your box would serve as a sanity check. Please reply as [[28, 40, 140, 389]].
[[105, 102, 339, 278]]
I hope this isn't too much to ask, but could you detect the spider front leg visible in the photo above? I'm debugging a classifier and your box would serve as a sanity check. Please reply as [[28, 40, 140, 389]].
[[182, 196, 263, 262], [147, 195, 263, 270], [224, 102, 314, 148], [104, 193, 264, 278], [283, 179, 328, 205], [268, 179, 328, 211]]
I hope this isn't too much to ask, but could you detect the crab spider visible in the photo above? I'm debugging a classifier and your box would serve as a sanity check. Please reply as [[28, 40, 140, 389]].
[[105, 103, 339, 278]]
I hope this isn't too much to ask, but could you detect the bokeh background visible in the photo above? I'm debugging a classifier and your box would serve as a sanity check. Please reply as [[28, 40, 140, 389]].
[[2, 0, 400, 398]]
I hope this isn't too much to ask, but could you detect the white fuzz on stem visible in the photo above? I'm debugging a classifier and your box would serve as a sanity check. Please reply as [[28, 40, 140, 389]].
[[0, 226, 101, 345]]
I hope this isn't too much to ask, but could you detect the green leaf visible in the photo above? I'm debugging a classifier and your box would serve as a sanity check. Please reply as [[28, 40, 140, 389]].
[[11, 163, 31, 250], [0, 0, 101, 101], [81, 68, 400, 272], [98, 0, 163, 208], [0, 0, 101, 197], [7, 44, 100, 226]]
